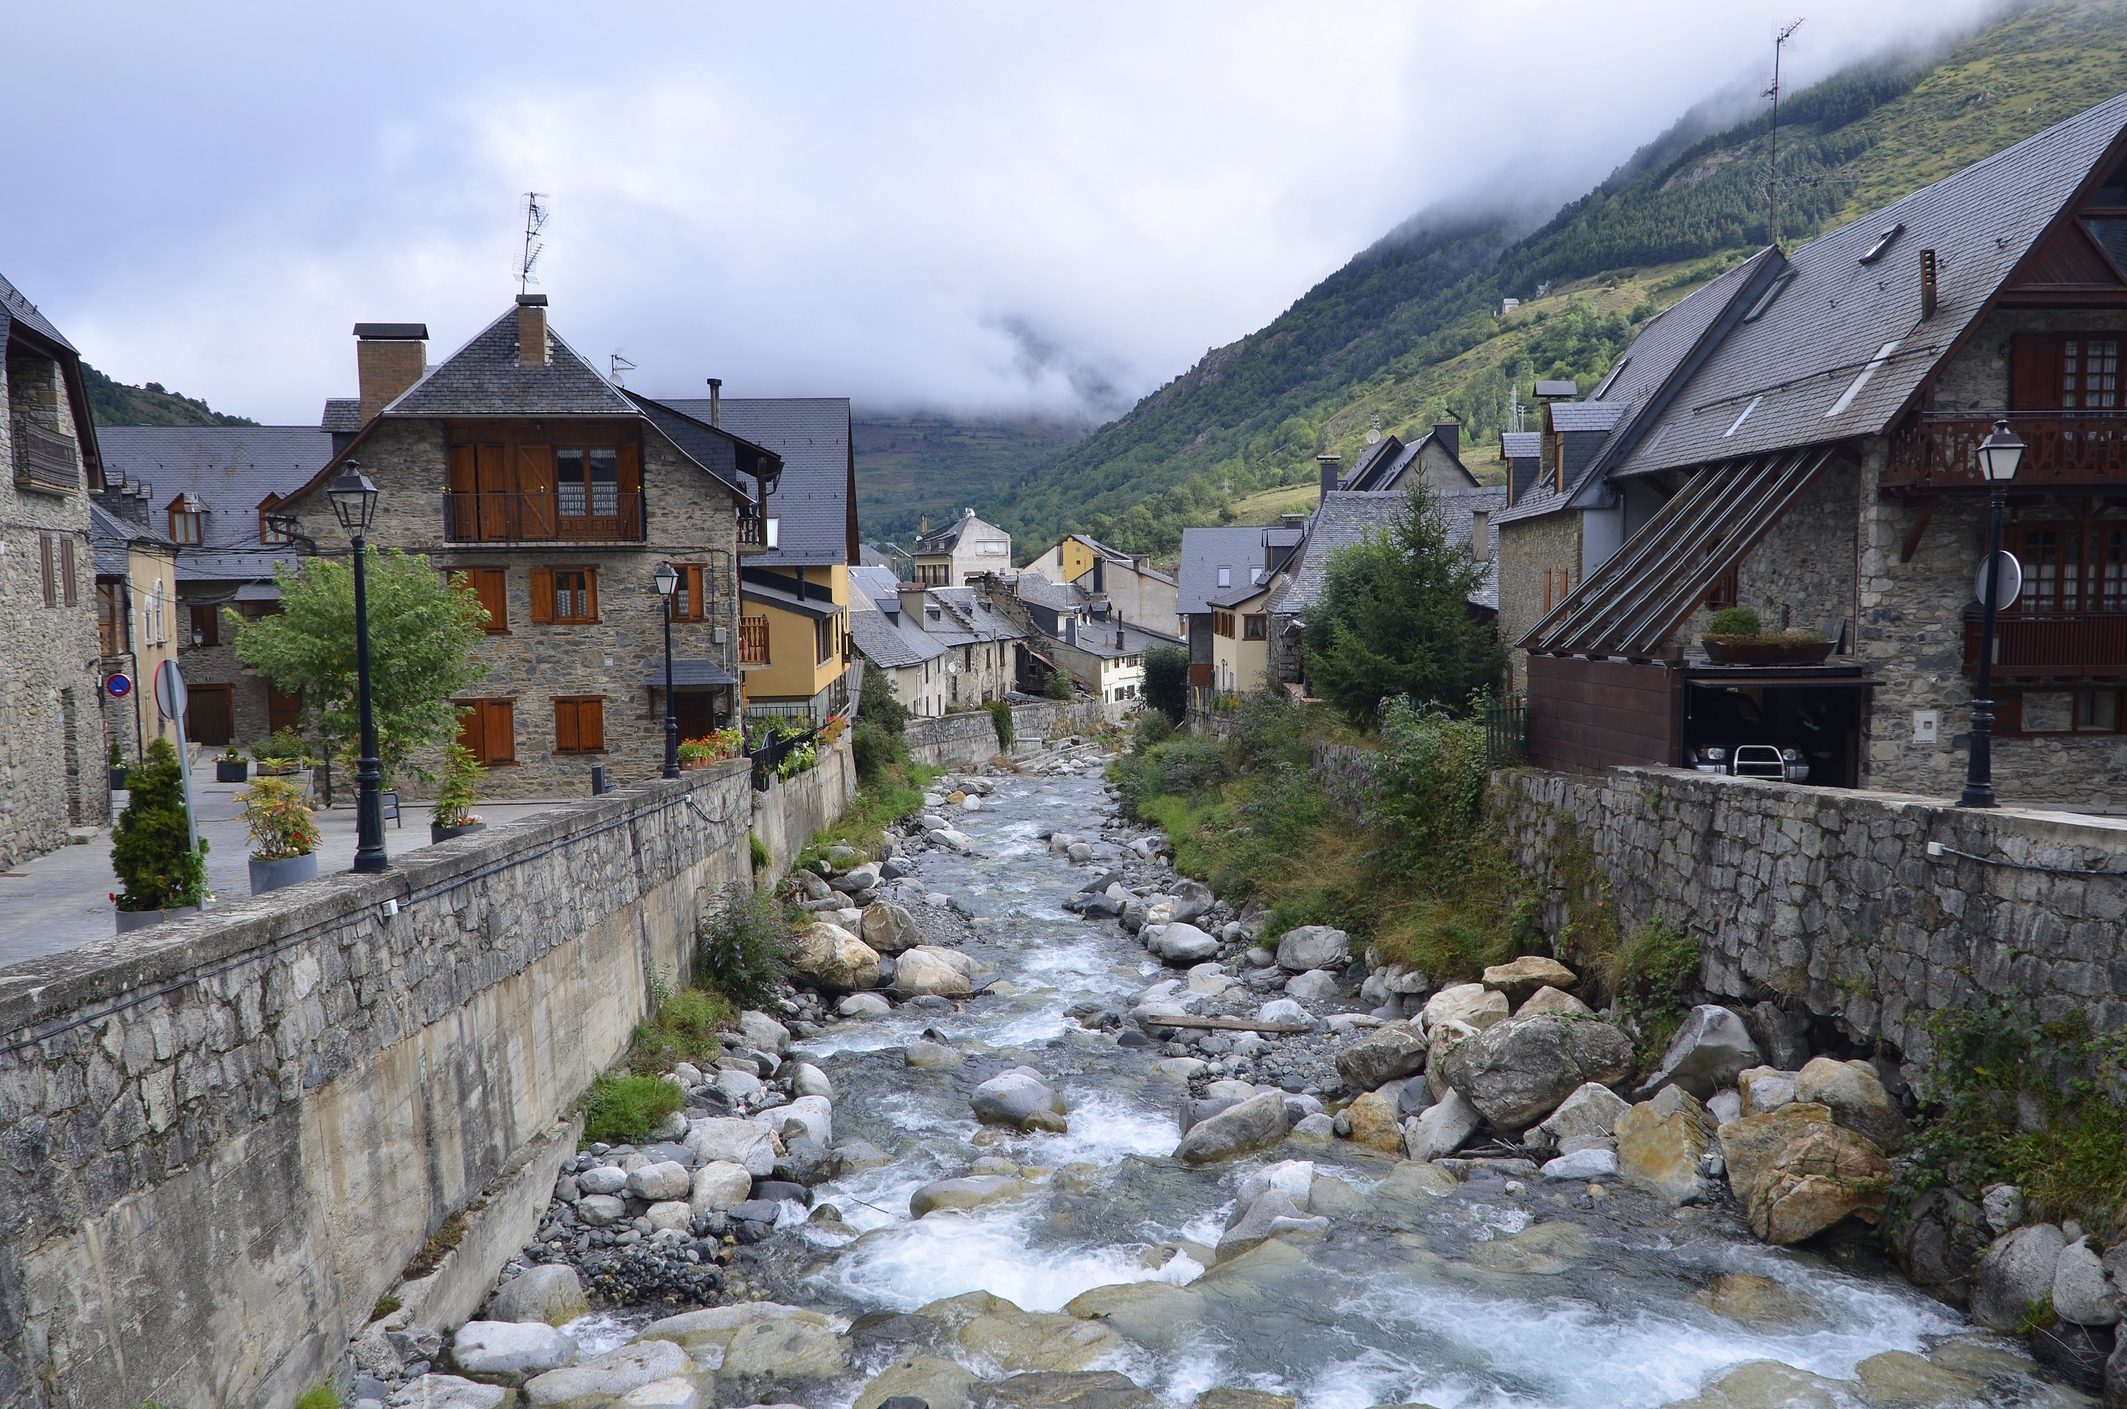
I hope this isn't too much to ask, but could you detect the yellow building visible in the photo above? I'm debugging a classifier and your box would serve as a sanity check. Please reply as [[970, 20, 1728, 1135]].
[[1021, 532, 1178, 631], [90, 503, 182, 764], [1206, 578, 1277, 695], [739, 562, 854, 719]]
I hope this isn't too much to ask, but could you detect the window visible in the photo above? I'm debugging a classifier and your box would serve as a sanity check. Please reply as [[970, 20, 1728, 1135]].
[[2000, 690, 2125, 735], [1704, 565, 1739, 611], [2064, 338, 2122, 410], [38, 533, 78, 608], [259, 499, 294, 544], [2012, 334, 2127, 410], [552, 696, 606, 754], [455, 698, 518, 765], [190, 604, 219, 648], [168, 497, 203, 545], [145, 578, 166, 644], [1243, 614, 1267, 640], [816, 614, 836, 666], [1213, 610, 1236, 638], [2006, 524, 2127, 614], [670, 563, 710, 622], [1216, 566, 1232, 589], [529, 566, 598, 624], [556, 448, 621, 519], [455, 567, 509, 633], [739, 615, 770, 665]]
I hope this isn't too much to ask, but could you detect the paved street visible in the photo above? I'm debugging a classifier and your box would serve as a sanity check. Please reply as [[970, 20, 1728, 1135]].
[[0, 778, 560, 969]]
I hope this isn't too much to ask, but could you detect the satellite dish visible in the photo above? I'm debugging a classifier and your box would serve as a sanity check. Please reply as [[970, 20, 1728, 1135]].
[[1367, 413, 1382, 445], [1974, 550, 2022, 611]]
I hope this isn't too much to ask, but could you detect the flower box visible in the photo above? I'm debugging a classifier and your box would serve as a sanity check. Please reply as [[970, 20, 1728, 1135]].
[[1702, 636, 1836, 666], [216, 759, 251, 783], [431, 820, 487, 844]]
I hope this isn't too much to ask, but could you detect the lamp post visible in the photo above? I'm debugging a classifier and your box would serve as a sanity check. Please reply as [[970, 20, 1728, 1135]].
[[327, 463, 389, 872], [655, 560, 681, 779], [1959, 418, 2026, 809]]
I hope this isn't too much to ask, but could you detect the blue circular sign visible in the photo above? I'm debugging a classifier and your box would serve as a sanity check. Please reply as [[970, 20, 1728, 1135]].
[[106, 673, 133, 699]]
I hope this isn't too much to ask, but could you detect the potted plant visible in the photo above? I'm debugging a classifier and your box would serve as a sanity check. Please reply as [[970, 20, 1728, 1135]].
[[111, 737, 210, 933], [677, 727, 744, 769], [108, 741, 128, 792], [216, 745, 250, 783], [252, 727, 309, 777], [430, 744, 486, 843], [241, 777, 320, 894], [1702, 607, 1836, 666]]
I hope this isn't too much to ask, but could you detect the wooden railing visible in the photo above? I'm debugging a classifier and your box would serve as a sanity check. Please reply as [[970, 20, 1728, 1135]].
[[1887, 413, 2127, 491], [737, 510, 768, 550], [443, 492, 644, 543], [1963, 612, 2127, 679], [738, 616, 770, 666], [11, 419, 80, 492]]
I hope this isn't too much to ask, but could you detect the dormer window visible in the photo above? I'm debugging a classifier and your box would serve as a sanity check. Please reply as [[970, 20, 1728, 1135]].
[[168, 494, 203, 545], [1217, 566, 1231, 588]]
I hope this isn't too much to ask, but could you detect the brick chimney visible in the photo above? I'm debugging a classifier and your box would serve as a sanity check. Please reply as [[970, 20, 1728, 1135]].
[[353, 322, 428, 422], [516, 293, 548, 367]]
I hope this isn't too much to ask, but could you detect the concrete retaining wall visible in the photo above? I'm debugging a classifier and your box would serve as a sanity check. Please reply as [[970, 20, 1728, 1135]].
[[1009, 699, 1128, 740], [750, 731, 858, 884], [0, 759, 756, 1409], [905, 712, 1003, 769], [1498, 766, 2127, 1082]]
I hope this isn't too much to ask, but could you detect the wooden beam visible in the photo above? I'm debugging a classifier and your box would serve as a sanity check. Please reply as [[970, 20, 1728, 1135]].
[[1900, 496, 1940, 564]]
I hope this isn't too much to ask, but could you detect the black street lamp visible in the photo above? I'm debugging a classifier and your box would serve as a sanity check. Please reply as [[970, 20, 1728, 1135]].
[[655, 560, 681, 779], [328, 463, 389, 872], [1959, 418, 2026, 809]]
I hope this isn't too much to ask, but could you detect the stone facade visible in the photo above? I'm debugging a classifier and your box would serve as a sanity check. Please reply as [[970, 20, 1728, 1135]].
[[1, 347, 107, 870], [1494, 511, 1581, 694], [1499, 765, 2127, 1088], [0, 761, 754, 1409]]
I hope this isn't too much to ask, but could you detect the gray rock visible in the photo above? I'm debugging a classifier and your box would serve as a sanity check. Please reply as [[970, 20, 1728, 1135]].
[[973, 1068, 1068, 1130], [1179, 1096, 1245, 1134], [839, 992, 892, 1017], [1283, 969, 1340, 1002], [1288, 1112, 1335, 1141], [1275, 926, 1350, 973], [1742, 1000, 1811, 1071], [1419, 983, 1508, 1035], [2057, 1237, 2123, 1326], [1148, 923, 1221, 966], [1169, 879, 1215, 925], [832, 865, 883, 893], [452, 1321, 575, 1376], [576, 1194, 627, 1227], [691, 1160, 754, 1212], [1794, 1057, 1908, 1154], [1333, 1021, 1427, 1091], [1889, 1186, 1991, 1306], [1403, 1089, 1481, 1161], [1255, 998, 1309, 1026], [400, 1375, 506, 1409], [740, 1010, 792, 1055], [731, 1198, 783, 1224], [1540, 1148, 1619, 1181], [1971, 1223, 2069, 1332], [628, 1160, 693, 1202], [1242, 947, 1276, 969], [1215, 1189, 1320, 1261], [487, 1264, 588, 1327], [577, 1164, 627, 1195], [1173, 1091, 1289, 1164], [1532, 1082, 1630, 1150], [792, 1062, 834, 1098], [861, 902, 925, 955], [1440, 1013, 1636, 1131], [524, 1339, 689, 1406], [795, 870, 834, 902], [1982, 1183, 2026, 1235], [1636, 1005, 1760, 1100], [685, 1117, 777, 1176]]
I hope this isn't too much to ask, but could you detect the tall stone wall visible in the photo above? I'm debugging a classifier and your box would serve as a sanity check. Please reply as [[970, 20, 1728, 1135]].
[[1498, 765, 2127, 1085], [904, 711, 1001, 769], [749, 731, 857, 883], [1008, 698, 1128, 739], [0, 759, 756, 1409]]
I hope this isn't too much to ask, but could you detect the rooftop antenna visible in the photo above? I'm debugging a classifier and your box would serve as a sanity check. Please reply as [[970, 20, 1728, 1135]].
[[517, 192, 549, 294], [1367, 413, 1382, 445], [1765, 19, 1804, 250], [609, 351, 635, 386]]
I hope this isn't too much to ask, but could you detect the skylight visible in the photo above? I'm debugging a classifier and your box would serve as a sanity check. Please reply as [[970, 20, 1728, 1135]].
[[1859, 224, 1906, 265], [1743, 270, 1796, 322]]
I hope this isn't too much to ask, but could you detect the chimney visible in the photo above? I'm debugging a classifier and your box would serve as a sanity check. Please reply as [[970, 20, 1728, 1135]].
[[1919, 249, 1938, 321], [898, 583, 928, 626], [1432, 421, 1460, 459], [516, 293, 548, 368], [706, 377, 722, 426], [1115, 627, 1126, 649], [1065, 618, 1078, 646], [1317, 453, 1342, 503], [1471, 509, 1491, 561], [353, 322, 428, 423]]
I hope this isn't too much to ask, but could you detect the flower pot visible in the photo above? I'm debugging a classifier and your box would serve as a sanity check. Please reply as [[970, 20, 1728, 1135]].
[[109, 767, 129, 790], [248, 852, 319, 895], [430, 820, 487, 844], [216, 759, 250, 782], [115, 905, 200, 934], [1701, 637, 1836, 666]]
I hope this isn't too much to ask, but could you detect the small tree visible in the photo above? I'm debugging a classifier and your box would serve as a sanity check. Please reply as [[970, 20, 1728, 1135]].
[[1044, 669, 1076, 701], [1304, 488, 1506, 728], [233, 550, 490, 781], [112, 737, 208, 911], [1142, 645, 1189, 724]]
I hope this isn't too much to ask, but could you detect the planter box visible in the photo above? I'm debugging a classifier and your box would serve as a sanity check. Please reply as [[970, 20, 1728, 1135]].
[[431, 820, 487, 844], [115, 905, 200, 934], [216, 760, 250, 782], [109, 767, 129, 791], [1702, 637, 1836, 666], [249, 852, 319, 895]]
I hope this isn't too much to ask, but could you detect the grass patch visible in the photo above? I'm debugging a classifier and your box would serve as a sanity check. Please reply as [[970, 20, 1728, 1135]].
[[583, 1072, 685, 1146], [400, 1213, 468, 1280], [1601, 922, 1700, 1065], [625, 983, 731, 1076], [369, 1295, 402, 1323], [294, 1388, 342, 1409], [796, 760, 939, 869]]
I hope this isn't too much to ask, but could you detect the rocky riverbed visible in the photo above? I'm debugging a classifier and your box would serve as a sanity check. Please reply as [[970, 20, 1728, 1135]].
[[350, 733, 2107, 1409]]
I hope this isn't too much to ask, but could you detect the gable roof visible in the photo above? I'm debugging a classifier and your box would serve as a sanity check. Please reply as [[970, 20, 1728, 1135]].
[[626, 393, 776, 501], [98, 425, 334, 584], [673, 397, 853, 568], [0, 270, 74, 350], [849, 595, 949, 668], [381, 306, 637, 418], [1270, 486, 1506, 616], [1177, 525, 1280, 615], [1501, 431, 1542, 460], [928, 586, 1028, 644]]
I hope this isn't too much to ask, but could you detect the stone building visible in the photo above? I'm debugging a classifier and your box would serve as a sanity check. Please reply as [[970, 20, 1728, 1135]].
[[1175, 524, 1303, 701], [847, 566, 952, 718], [985, 570, 1178, 702], [0, 271, 109, 869], [271, 296, 775, 798], [911, 508, 1012, 586], [1519, 93, 2127, 807], [1021, 532, 1178, 633]]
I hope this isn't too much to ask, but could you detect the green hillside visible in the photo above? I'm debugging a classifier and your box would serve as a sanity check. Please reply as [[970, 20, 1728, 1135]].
[[854, 411, 1088, 546], [83, 362, 256, 427], [994, 0, 2127, 554]]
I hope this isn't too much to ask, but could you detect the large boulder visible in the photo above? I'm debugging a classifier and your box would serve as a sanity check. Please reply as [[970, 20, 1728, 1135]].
[[637, 1302, 830, 1352], [486, 1264, 588, 1326], [1636, 1005, 1761, 1100], [1518, 986, 1593, 1018], [2029, 1319, 2117, 1397], [1438, 1013, 1635, 1132], [628, 1160, 693, 1201], [910, 1175, 1031, 1218], [895, 946, 975, 997], [1615, 1085, 1719, 1204], [977, 1371, 1159, 1409], [1664, 1360, 1851, 1409], [1852, 1352, 1986, 1408], [861, 902, 926, 955], [1148, 924, 1221, 966], [690, 1160, 754, 1212], [721, 1316, 849, 1378], [1342, 1090, 1402, 1152], [974, 1068, 1069, 1132], [2057, 1236, 2124, 1326], [453, 1321, 576, 1376], [1737, 1066, 1798, 1117], [1215, 1189, 1317, 1261], [1420, 983, 1508, 1036], [685, 1117, 777, 1177], [1425, 1019, 1478, 1100], [739, 1009, 791, 1055], [1531, 1081, 1630, 1152], [1794, 1057, 1908, 1154], [1887, 1186, 1992, 1308], [1481, 955, 1577, 1003], [790, 922, 881, 991], [1971, 1223, 2070, 1331], [1061, 1283, 1204, 1350], [1540, 1148, 1619, 1181], [779, 1093, 834, 1147], [1169, 879, 1216, 925], [1174, 1091, 1289, 1164], [1275, 926, 1350, 973], [1716, 1102, 1832, 1208], [1333, 1021, 1427, 1091], [956, 1311, 1123, 1373], [855, 1357, 980, 1409], [524, 1340, 689, 1406], [1403, 1088, 1481, 1161], [831, 864, 882, 893], [1746, 1122, 1892, 1246]]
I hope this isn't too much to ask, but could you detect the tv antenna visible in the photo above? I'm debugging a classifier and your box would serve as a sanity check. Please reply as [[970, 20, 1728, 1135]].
[[1764, 19, 1804, 250], [1367, 413, 1382, 445], [609, 351, 635, 386], [517, 192, 549, 294]]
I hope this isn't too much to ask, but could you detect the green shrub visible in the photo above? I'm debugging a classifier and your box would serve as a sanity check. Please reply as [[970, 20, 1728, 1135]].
[[984, 699, 1015, 750], [584, 1072, 684, 1145], [294, 1383, 341, 1409], [1044, 670, 1075, 700], [857, 663, 908, 734], [749, 831, 771, 871], [1142, 645, 1190, 723], [431, 742, 484, 829], [698, 882, 787, 1010], [1227, 690, 1308, 773], [1707, 606, 1761, 637], [111, 737, 208, 911], [629, 986, 730, 1075], [1370, 698, 1489, 893], [1604, 922, 1702, 1060], [852, 720, 901, 781], [1135, 709, 1175, 750]]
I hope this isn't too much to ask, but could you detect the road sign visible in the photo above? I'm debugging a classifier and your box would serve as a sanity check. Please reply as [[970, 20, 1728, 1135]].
[[154, 659, 188, 722], [106, 672, 133, 699], [1975, 551, 2023, 611]]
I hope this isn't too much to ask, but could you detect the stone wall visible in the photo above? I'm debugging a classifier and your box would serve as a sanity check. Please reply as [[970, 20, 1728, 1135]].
[[1497, 765, 2127, 1086], [1494, 510, 1580, 694], [1007, 698, 1128, 739], [904, 711, 1002, 769], [0, 758, 757, 1409], [749, 730, 857, 884]]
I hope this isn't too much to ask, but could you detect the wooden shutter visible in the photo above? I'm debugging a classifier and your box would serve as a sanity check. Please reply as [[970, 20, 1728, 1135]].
[[468, 568, 508, 632], [455, 702, 481, 757], [516, 445, 556, 538], [448, 444, 478, 494], [39, 534, 55, 607], [554, 699, 580, 754], [59, 537, 77, 606], [529, 567, 555, 623], [2011, 335, 2063, 410], [583, 565, 599, 622], [484, 700, 516, 764], [579, 698, 604, 751], [682, 564, 706, 621], [1996, 693, 2024, 735]]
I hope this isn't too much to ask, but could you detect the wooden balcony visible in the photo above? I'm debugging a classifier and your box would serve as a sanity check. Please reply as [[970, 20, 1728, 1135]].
[[11, 419, 80, 493], [443, 491, 644, 543], [1963, 612, 2127, 679], [1887, 413, 2127, 492], [738, 615, 770, 667], [736, 509, 771, 554]]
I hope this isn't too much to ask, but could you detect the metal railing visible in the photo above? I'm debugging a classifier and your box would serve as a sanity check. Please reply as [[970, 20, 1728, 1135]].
[[442, 491, 645, 543]]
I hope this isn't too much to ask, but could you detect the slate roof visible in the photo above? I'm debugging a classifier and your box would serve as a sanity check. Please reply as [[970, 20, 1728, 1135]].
[[89, 502, 170, 577], [1055, 619, 1184, 659], [849, 564, 902, 609], [1549, 401, 1631, 433], [1501, 432, 1542, 460], [321, 399, 362, 433], [1060, 533, 1179, 584], [381, 307, 637, 418], [625, 394, 768, 501], [98, 426, 335, 584], [1269, 486, 1505, 615], [672, 397, 852, 568], [0, 269, 74, 350], [1176, 526, 1281, 615], [640, 657, 739, 688], [929, 586, 1027, 645], [1613, 92, 2127, 479], [1013, 572, 1091, 613], [848, 601, 946, 669]]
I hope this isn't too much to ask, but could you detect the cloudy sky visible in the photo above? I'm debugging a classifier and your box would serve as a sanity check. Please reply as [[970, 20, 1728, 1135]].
[[3, 1, 1999, 425]]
